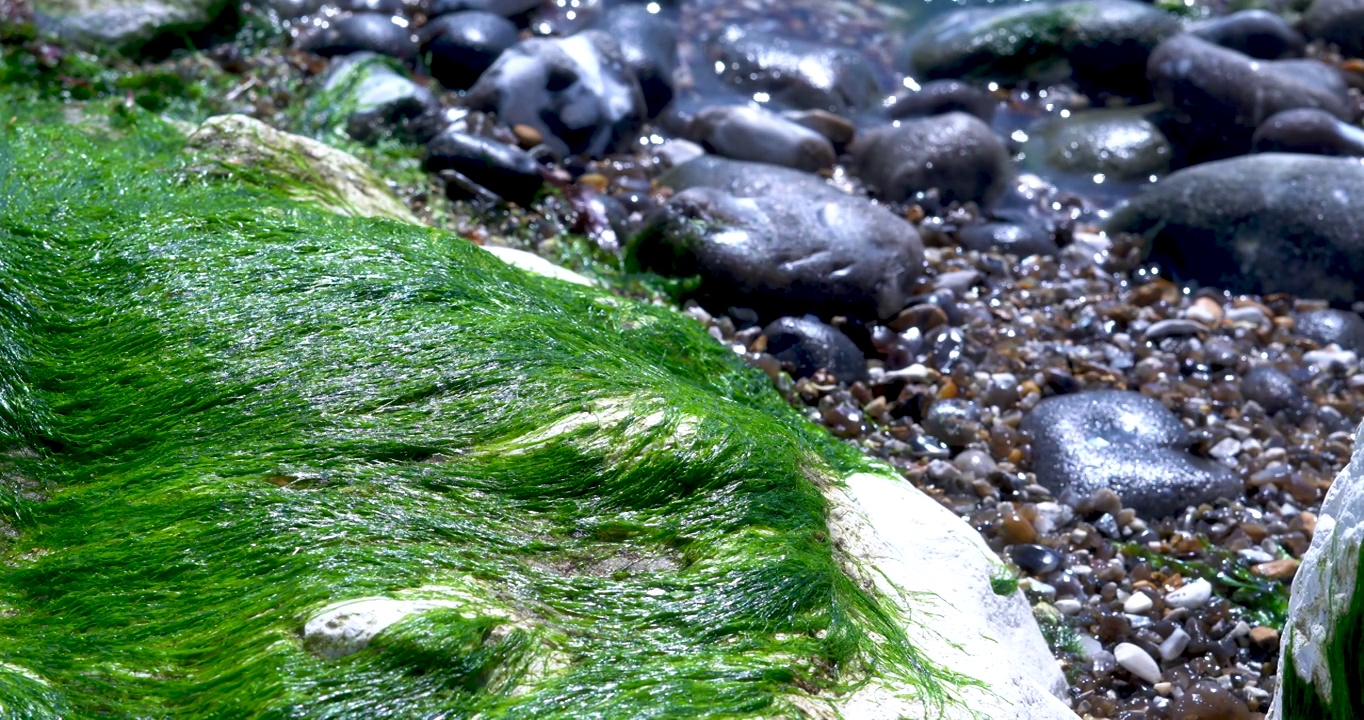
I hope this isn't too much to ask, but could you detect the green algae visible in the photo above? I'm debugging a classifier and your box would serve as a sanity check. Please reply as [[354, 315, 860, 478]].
[[1279, 542, 1364, 719], [0, 104, 973, 717], [1118, 541, 1289, 628]]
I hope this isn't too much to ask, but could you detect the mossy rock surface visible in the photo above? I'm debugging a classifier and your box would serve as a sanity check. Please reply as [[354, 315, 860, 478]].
[[0, 105, 1000, 717]]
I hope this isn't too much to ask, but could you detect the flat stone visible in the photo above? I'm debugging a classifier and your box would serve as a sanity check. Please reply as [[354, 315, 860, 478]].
[[1114, 642, 1162, 683]]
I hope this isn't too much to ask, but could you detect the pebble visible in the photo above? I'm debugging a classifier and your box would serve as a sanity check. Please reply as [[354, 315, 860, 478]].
[[1010, 543, 1062, 575], [1249, 625, 1280, 649], [1164, 578, 1213, 609], [1123, 592, 1154, 614], [1159, 626, 1191, 660], [1252, 558, 1300, 580], [1169, 680, 1252, 720], [1055, 597, 1083, 615], [1114, 642, 1162, 683]]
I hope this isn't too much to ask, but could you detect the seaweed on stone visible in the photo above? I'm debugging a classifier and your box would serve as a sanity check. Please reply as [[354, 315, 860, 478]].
[[0, 103, 972, 717]]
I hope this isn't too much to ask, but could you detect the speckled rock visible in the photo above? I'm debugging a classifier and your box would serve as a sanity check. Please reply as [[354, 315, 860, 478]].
[[1303, 0, 1364, 57], [1023, 107, 1172, 180], [686, 105, 836, 172], [902, 0, 1180, 98], [419, 11, 519, 90], [710, 25, 881, 113], [298, 13, 418, 61], [1148, 34, 1350, 158], [1021, 390, 1241, 518], [763, 316, 867, 382], [33, 0, 233, 53], [1189, 10, 1305, 59], [629, 182, 924, 321], [464, 31, 647, 158], [1106, 153, 1364, 304], [1252, 108, 1364, 157], [852, 112, 1012, 206], [1294, 309, 1364, 353]]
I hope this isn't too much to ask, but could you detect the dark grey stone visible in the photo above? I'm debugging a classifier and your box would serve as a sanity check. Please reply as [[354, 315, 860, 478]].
[[851, 112, 1012, 206], [1240, 365, 1310, 418], [1009, 544, 1063, 574], [629, 177, 925, 320], [902, 0, 1180, 99], [710, 25, 881, 113], [958, 222, 1059, 257], [656, 154, 845, 201], [34, 0, 233, 52], [1106, 153, 1364, 304], [883, 80, 997, 123], [419, 11, 518, 90], [1021, 390, 1241, 518], [1303, 0, 1364, 57], [423, 129, 544, 204], [427, 0, 541, 21], [763, 317, 868, 382], [686, 105, 836, 172], [923, 398, 982, 447], [464, 31, 646, 158], [1148, 34, 1350, 158], [1023, 107, 1172, 180], [600, 4, 678, 118], [1189, 10, 1305, 59], [1252, 108, 1364, 157], [1294, 309, 1364, 353], [299, 13, 418, 61]]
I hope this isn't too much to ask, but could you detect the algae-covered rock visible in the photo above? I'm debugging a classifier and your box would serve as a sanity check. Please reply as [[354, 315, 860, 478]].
[[0, 110, 1068, 718], [1269, 421, 1364, 719], [185, 113, 419, 224], [32, 0, 232, 53]]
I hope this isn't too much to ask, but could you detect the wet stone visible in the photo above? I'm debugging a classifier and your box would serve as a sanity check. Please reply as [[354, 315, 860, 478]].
[[852, 112, 1012, 207], [958, 222, 1059, 257], [883, 80, 997, 123], [1169, 680, 1251, 720], [419, 11, 519, 90], [1240, 365, 1309, 418], [686, 105, 836, 172], [1252, 108, 1364, 157], [1189, 10, 1305, 60], [762, 316, 867, 383], [710, 25, 881, 113], [423, 129, 544, 204], [1020, 390, 1241, 518], [923, 398, 982, 447], [464, 31, 647, 159], [323, 53, 441, 144], [1010, 543, 1063, 575], [298, 13, 418, 61], [1293, 309, 1364, 353], [600, 4, 678, 118]]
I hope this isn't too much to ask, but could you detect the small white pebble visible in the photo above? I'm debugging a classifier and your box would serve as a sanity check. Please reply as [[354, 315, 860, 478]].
[[1165, 578, 1212, 609], [1303, 349, 1358, 371], [1239, 548, 1275, 564], [1076, 633, 1104, 660], [1153, 682, 1173, 696], [1115, 642, 1162, 684], [1209, 438, 1242, 460], [1055, 598, 1083, 615], [1124, 593, 1154, 614], [1070, 564, 1093, 575], [1160, 626, 1191, 661], [1228, 621, 1251, 640]]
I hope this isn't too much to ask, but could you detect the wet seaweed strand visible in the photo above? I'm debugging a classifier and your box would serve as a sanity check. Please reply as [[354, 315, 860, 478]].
[[0, 109, 967, 718]]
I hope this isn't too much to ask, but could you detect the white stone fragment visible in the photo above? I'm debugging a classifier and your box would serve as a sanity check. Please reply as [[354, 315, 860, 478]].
[[1114, 642, 1162, 684], [1055, 598, 1083, 615], [1160, 626, 1191, 661], [303, 597, 462, 659], [480, 245, 595, 287], [816, 470, 1075, 719], [1165, 578, 1212, 609], [1123, 592, 1154, 614]]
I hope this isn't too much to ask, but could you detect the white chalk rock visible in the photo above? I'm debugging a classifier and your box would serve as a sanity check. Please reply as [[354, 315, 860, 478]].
[[1269, 421, 1364, 718], [814, 470, 1073, 719], [1165, 578, 1212, 609], [480, 245, 595, 287], [303, 597, 463, 659], [1114, 642, 1161, 684]]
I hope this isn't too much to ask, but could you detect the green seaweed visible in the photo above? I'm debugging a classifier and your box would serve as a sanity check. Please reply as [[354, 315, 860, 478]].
[[1118, 541, 1290, 628], [0, 103, 973, 717], [1279, 541, 1364, 719]]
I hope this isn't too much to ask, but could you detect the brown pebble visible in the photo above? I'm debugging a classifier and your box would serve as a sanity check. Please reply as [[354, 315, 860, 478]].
[[1249, 626, 1280, 650], [578, 173, 609, 193], [512, 123, 543, 148], [938, 378, 958, 399], [998, 504, 1038, 544], [1301, 511, 1317, 538], [1252, 558, 1300, 581], [1169, 680, 1251, 720], [1187, 296, 1224, 325], [888, 303, 948, 333]]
